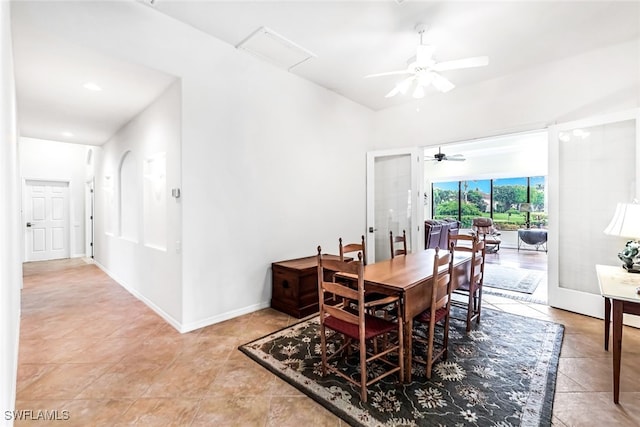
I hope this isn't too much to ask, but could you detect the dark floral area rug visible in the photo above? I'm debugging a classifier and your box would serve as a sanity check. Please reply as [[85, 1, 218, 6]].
[[239, 308, 563, 427]]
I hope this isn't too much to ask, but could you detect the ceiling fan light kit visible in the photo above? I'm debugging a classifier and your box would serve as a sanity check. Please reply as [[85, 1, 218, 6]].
[[366, 24, 488, 99]]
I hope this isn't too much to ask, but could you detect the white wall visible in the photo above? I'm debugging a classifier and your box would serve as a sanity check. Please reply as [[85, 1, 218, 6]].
[[0, 1, 21, 423], [12, 2, 372, 333], [94, 80, 183, 329], [10, 2, 373, 331], [372, 39, 640, 150], [19, 137, 91, 258], [180, 55, 371, 330]]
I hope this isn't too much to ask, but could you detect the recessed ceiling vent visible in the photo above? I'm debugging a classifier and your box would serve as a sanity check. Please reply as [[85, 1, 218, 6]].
[[236, 26, 316, 71]]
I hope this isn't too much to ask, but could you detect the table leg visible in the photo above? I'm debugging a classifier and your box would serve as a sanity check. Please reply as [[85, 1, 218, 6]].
[[604, 297, 611, 351], [403, 319, 412, 383], [612, 300, 623, 404]]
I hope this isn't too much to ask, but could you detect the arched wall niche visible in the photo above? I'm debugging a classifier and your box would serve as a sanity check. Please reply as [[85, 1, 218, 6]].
[[118, 150, 139, 242]]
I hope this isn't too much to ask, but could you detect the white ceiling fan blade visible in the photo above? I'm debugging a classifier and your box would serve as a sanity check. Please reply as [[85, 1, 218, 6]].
[[431, 72, 455, 93], [385, 76, 415, 98], [415, 44, 435, 66], [364, 70, 412, 78], [385, 85, 401, 98], [445, 157, 466, 161], [397, 76, 415, 95], [432, 56, 489, 72]]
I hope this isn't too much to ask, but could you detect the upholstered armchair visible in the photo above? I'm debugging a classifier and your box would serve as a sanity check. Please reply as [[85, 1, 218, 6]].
[[471, 217, 501, 253]]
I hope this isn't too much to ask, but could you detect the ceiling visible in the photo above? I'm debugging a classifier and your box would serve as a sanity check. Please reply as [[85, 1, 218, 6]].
[[154, 1, 640, 110], [11, 6, 177, 146], [10, 1, 640, 146]]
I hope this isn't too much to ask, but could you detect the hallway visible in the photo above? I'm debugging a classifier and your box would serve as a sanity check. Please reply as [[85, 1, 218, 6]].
[[15, 259, 640, 426]]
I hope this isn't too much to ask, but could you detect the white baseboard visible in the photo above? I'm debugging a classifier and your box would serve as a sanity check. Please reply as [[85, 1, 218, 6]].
[[93, 261, 272, 334], [93, 261, 183, 332], [179, 301, 271, 333]]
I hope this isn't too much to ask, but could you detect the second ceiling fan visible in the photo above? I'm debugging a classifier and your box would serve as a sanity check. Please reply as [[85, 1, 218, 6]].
[[427, 147, 466, 162], [365, 24, 489, 99]]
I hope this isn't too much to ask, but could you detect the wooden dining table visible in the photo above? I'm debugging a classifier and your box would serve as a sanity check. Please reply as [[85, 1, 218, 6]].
[[338, 248, 471, 382]]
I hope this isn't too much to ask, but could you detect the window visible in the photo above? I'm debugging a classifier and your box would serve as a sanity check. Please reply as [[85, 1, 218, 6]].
[[432, 181, 459, 221], [530, 176, 547, 228], [461, 180, 491, 228], [431, 176, 547, 230], [493, 177, 527, 231]]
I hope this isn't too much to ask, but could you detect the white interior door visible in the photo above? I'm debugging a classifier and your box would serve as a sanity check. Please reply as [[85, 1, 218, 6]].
[[24, 180, 70, 261], [548, 109, 640, 322], [366, 148, 423, 263]]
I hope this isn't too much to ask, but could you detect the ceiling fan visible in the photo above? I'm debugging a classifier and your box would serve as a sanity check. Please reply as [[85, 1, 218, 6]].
[[427, 147, 466, 162], [365, 24, 489, 98]]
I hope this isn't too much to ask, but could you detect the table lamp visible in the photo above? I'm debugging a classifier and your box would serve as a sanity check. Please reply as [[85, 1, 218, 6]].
[[519, 203, 532, 228], [604, 202, 640, 273]]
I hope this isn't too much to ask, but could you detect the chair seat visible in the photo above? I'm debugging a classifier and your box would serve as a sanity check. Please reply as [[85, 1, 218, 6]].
[[416, 306, 448, 323], [325, 313, 397, 340]]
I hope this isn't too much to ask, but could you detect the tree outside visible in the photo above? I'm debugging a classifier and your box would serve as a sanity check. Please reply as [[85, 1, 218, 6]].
[[432, 177, 547, 230]]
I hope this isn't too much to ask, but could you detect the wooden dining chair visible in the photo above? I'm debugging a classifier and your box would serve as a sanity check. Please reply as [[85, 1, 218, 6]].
[[339, 235, 398, 318], [339, 235, 367, 265], [389, 230, 407, 259], [448, 232, 486, 332], [412, 245, 454, 379], [316, 246, 403, 402]]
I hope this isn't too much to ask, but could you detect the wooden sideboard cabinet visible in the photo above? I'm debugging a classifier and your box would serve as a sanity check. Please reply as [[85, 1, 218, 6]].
[[271, 254, 343, 318]]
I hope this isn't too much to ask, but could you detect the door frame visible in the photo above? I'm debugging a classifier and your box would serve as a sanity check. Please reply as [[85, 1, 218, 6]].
[[548, 108, 640, 325], [366, 147, 424, 262], [22, 177, 72, 262], [85, 178, 94, 258]]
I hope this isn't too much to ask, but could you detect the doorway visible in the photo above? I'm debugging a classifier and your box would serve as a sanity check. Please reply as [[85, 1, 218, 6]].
[[423, 131, 549, 303], [366, 148, 423, 263], [24, 180, 70, 261]]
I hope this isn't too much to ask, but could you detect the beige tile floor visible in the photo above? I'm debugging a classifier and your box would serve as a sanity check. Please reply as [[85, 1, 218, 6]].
[[15, 258, 640, 426]]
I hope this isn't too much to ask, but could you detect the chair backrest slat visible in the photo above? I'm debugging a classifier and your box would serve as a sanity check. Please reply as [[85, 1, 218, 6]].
[[321, 280, 359, 301], [448, 233, 486, 290], [389, 230, 408, 259], [339, 235, 367, 265], [430, 247, 454, 314]]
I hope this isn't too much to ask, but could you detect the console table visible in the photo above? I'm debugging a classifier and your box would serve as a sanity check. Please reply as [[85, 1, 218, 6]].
[[517, 229, 548, 252], [596, 264, 640, 403]]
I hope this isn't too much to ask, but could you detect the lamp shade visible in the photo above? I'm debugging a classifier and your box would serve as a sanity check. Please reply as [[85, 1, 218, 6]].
[[519, 203, 532, 213], [604, 203, 640, 238]]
